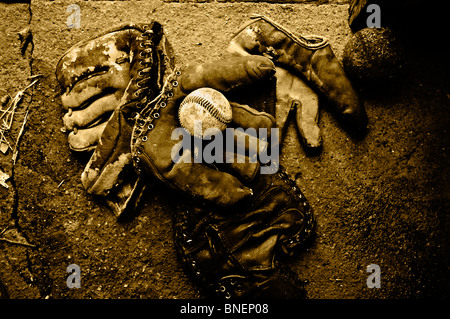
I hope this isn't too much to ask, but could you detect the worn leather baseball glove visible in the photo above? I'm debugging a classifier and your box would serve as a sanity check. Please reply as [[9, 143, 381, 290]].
[[129, 55, 278, 207], [174, 164, 315, 299], [228, 14, 368, 150], [56, 22, 173, 152], [56, 22, 174, 214]]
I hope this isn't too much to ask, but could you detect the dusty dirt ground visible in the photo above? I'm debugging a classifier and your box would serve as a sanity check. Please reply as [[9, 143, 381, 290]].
[[0, 0, 448, 301]]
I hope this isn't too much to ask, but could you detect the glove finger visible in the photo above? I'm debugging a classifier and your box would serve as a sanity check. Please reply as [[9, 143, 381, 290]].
[[180, 55, 275, 94], [225, 129, 280, 176], [202, 129, 270, 182], [198, 124, 267, 176], [68, 122, 107, 152], [228, 103, 279, 171], [219, 151, 260, 182], [56, 28, 130, 86], [138, 125, 254, 207], [230, 129, 268, 161], [230, 101, 275, 132], [81, 108, 133, 194], [290, 75, 322, 148], [63, 92, 123, 130], [166, 148, 253, 207], [295, 92, 322, 149], [57, 28, 132, 110], [60, 64, 130, 110], [275, 67, 322, 148]]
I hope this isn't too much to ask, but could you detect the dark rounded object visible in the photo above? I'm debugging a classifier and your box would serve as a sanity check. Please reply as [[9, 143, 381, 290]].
[[343, 27, 406, 83]]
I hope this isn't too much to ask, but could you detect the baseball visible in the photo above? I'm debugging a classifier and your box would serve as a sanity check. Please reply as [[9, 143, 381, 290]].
[[178, 87, 232, 139]]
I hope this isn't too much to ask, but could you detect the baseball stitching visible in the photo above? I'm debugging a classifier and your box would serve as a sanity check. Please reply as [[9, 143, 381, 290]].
[[181, 94, 232, 125]]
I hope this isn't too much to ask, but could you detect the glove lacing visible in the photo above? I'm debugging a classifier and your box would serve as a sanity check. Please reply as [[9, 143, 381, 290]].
[[133, 25, 156, 106], [130, 69, 182, 174]]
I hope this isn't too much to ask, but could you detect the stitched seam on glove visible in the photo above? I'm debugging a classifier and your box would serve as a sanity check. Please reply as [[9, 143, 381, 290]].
[[248, 14, 329, 50]]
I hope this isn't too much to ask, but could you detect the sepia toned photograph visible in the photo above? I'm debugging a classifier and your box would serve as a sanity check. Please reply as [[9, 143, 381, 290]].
[[0, 0, 447, 312]]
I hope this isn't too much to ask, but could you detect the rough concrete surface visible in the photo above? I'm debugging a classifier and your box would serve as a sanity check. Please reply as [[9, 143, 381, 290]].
[[0, 0, 448, 302]]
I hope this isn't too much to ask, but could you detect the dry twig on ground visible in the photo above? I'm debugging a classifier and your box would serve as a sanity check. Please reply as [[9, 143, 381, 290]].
[[0, 79, 38, 157]]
